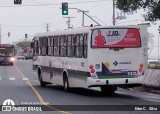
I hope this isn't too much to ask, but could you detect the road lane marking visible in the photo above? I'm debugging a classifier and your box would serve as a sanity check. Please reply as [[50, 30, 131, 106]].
[[22, 78, 29, 81], [14, 64, 71, 114], [0, 77, 1, 80], [9, 77, 15, 80], [14, 65, 25, 78]]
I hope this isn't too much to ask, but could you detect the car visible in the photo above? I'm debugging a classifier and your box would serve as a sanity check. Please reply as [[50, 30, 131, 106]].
[[17, 51, 24, 60], [24, 47, 33, 60]]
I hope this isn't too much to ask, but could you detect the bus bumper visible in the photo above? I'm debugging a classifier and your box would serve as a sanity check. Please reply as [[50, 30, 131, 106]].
[[87, 76, 143, 88]]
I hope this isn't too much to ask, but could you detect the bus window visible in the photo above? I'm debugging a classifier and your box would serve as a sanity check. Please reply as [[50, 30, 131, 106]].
[[39, 37, 42, 56], [83, 33, 88, 58], [67, 35, 74, 57], [53, 36, 59, 56], [60, 35, 67, 57], [33, 40, 39, 56], [42, 37, 47, 56], [75, 34, 83, 58], [48, 36, 52, 56]]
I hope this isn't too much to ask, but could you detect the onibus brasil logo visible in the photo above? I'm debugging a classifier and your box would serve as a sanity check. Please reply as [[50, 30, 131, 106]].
[[2, 99, 15, 111], [2, 99, 42, 111]]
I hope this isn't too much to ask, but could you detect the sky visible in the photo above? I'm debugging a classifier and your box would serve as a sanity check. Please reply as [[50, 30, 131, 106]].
[[0, 0, 159, 59]]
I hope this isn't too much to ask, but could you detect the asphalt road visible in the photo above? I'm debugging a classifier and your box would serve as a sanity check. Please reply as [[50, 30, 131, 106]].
[[0, 60, 160, 114]]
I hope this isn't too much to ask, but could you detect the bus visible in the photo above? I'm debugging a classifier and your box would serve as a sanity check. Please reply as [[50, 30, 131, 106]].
[[0, 44, 15, 65], [24, 47, 33, 60], [31, 25, 148, 94]]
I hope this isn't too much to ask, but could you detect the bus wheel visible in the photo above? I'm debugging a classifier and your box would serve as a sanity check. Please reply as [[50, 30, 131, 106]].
[[101, 86, 116, 95], [39, 74, 47, 87], [63, 76, 70, 92]]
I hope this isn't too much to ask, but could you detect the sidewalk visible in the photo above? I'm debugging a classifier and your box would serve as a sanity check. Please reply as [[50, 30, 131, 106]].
[[133, 86, 160, 94]]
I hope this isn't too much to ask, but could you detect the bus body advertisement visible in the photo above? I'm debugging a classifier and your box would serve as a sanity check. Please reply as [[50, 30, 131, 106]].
[[32, 25, 148, 94], [0, 44, 15, 65]]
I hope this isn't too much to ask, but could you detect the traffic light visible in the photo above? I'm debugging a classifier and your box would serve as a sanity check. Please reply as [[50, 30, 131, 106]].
[[25, 33, 28, 38], [8, 32, 10, 37], [14, 0, 22, 4], [62, 2, 68, 15]]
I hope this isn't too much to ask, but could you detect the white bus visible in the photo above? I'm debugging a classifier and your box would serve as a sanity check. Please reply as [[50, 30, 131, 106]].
[[31, 25, 148, 94]]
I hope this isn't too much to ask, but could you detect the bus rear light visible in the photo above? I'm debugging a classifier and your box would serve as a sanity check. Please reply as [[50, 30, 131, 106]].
[[90, 69, 95, 73], [140, 64, 144, 68], [139, 68, 143, 72], [89, 65, 94, 69]]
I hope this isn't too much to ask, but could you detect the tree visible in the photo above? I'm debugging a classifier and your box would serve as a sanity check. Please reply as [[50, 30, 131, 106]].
[[116, 0, 160, 21], [148, 32, 154, 56], [16, 41, 31, 50]]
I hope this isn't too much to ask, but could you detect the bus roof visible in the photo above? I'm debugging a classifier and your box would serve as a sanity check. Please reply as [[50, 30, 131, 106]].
[[0, 44, 14, 48], [34, 25, 147, 37]]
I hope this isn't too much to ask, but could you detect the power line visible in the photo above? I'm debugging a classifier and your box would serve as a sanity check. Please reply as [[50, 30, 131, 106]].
[[0, 0, 110, 8], [1, 24, 44, 28], [30, 0, 56, 8]]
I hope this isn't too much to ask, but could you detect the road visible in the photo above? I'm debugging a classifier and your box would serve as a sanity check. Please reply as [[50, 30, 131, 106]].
[[0, 60, 159, 114]]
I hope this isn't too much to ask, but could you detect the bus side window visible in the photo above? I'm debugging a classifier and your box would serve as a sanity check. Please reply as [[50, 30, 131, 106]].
[[60, 35, 67, 57], [39, 37, 42, 56], [50, 36, 54, 56], [53, 36, 59, 56], [36, 41, 39, 56], [42, 37, 47, 56], [48, 36, 52, 56], [83, 33, 88, 58], [75, 34, 83, 58], [33, 40, 39, 56], [67, 35, 74, 57]]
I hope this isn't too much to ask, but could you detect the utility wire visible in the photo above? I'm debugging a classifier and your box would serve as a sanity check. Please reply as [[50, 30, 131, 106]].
[[0, 0, 110, 8], [30, 0, 56, 8], [1, 24, 44, 28]]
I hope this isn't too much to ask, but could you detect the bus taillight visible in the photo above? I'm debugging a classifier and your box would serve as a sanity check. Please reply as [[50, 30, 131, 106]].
[[89, 65, 95, 73], [89, 65, 94, 69], [139, 67, 143, 73], [140, 63, 144, 68], [91, 69, 95, 73]]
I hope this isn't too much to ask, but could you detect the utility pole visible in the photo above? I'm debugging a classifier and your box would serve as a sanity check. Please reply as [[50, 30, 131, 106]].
[[63, 16, 75, 29], [81, 10, 89, 26], [44, 23, 51, 32], [113, 0, 116, 25]]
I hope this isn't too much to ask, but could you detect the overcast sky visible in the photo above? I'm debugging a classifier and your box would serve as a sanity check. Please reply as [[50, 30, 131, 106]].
[[0, 0, 159, 59]]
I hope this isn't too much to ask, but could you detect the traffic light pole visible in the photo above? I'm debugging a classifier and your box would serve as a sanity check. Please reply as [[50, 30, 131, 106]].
[[69, 8, 101, 26], [81, 10, 89, 26]]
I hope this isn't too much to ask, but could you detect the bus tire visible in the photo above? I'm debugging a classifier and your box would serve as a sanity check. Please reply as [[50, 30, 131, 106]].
[[39, 74, 47, 87], [63, 75, 70, 92], [101, 86, 116, 95]]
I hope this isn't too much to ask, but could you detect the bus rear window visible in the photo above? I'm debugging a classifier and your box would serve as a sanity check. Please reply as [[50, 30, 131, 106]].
[[91, 28, 141, 48]]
